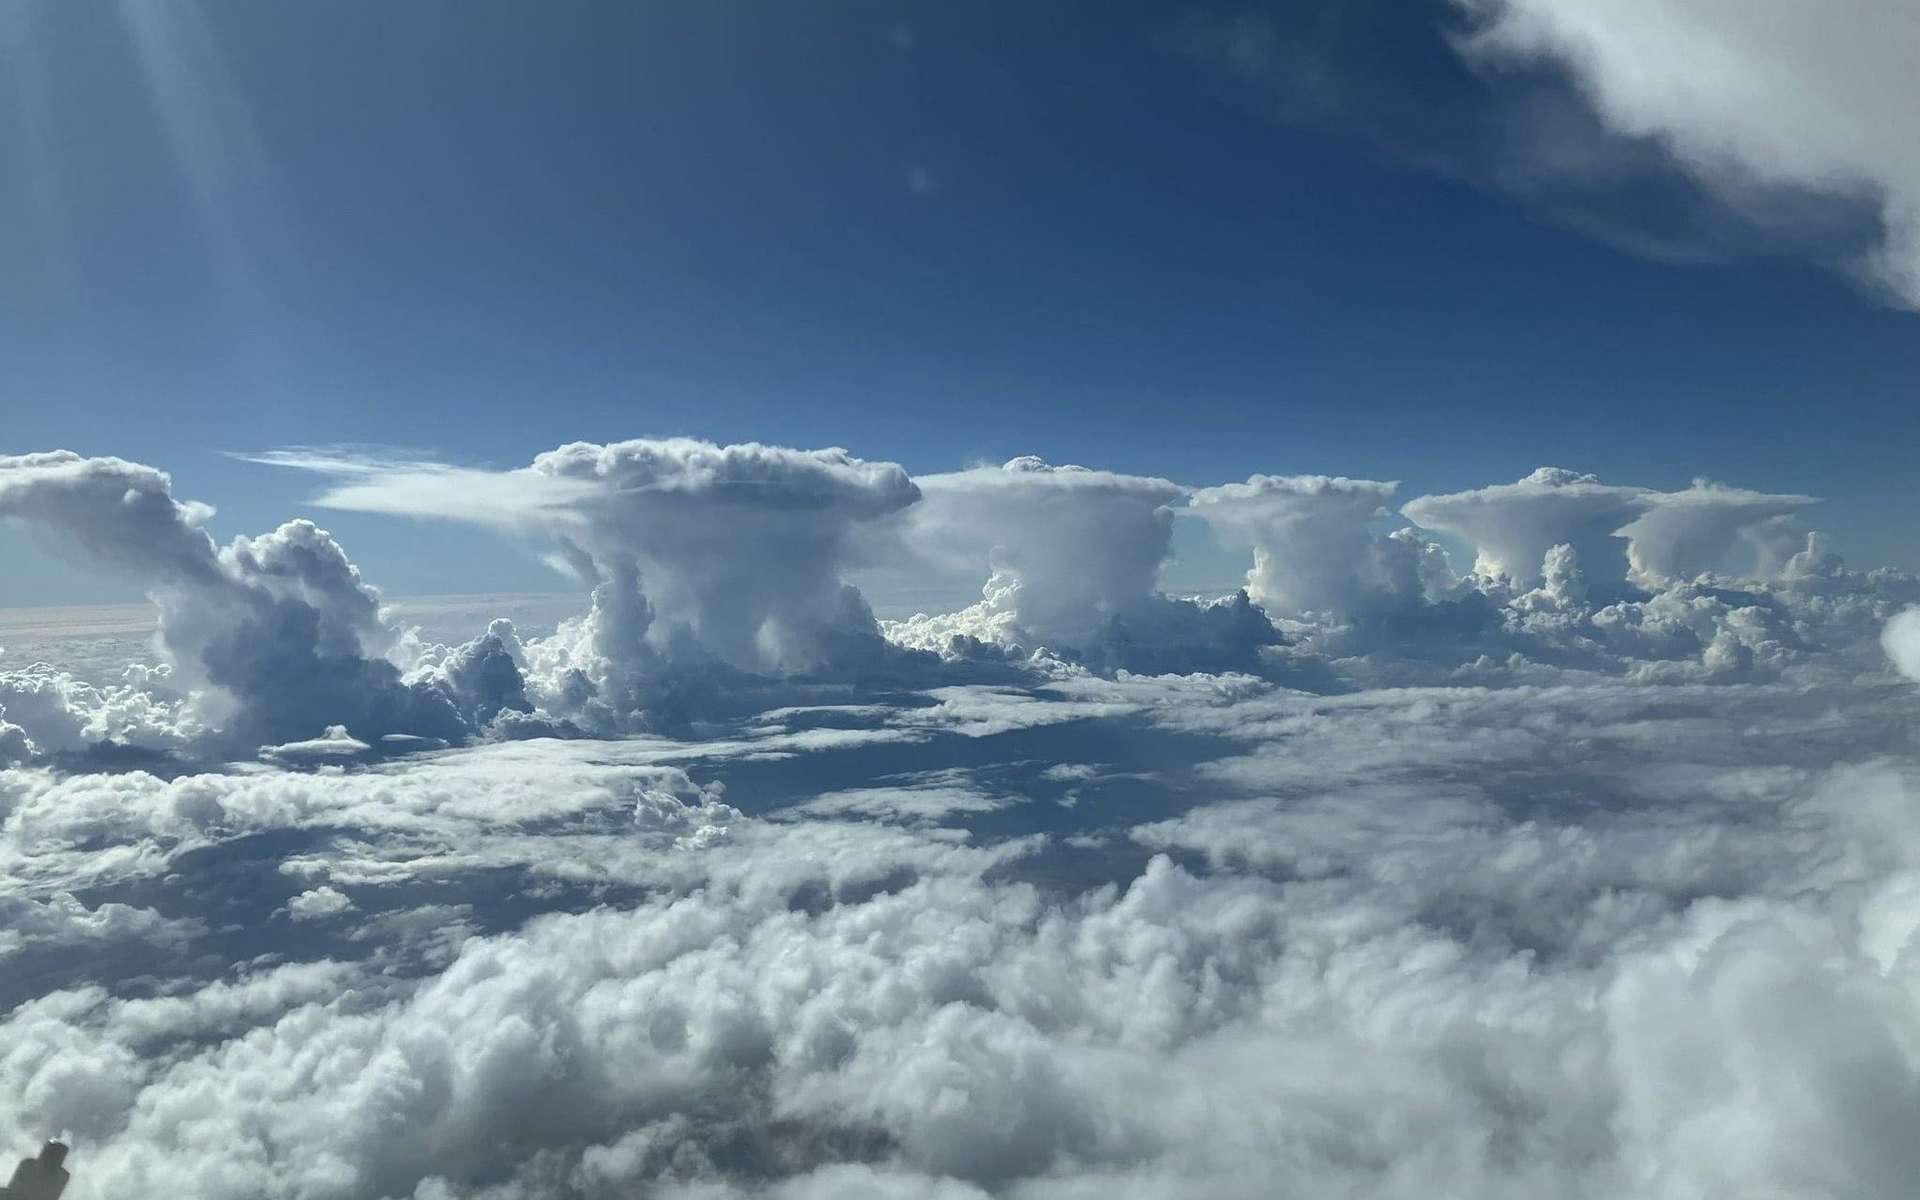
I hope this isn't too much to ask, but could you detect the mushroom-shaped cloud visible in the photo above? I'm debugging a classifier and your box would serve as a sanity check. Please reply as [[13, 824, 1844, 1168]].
[[900, 457, 1282, 672], [266, 439, 922, 677], [907, 457, 1186, 650], [1402, 468, 1653, 594], [1616, 479, 1819, 585], [1188, 474, 1405, 619]]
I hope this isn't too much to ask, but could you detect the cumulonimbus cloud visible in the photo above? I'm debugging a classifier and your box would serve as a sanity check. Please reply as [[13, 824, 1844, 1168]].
[[0, 452, 468, 747], [892, 457, 1285, 674], [906, 458, 1187, 647], [1401, 467, 1652, 593], [9, 437, 1920, 1197], [6, 443, 1896, 754], [1616, 479, 1819, 585], [264, 440, 923, 691], [1401, 468, 1824, 597], [1188, 474, 1411, 618]]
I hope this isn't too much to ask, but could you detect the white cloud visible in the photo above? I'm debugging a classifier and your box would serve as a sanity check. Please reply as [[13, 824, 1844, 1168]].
[[258, 724, 373, 767], [782, 783, 1011, 826], [0, 716, 27, 765], [0, 662, 197, 756], [284, 884, 354, 922], [1402, 467, 1651, 592], [1616, 478, 1819, 585], [0, 892, 202, 961], [1188, 473, 1411, 617], [1457, 0, 1920, 305], [1885, 609, 1920, 682], [13, 721, 1920, 1197], [270, 440, 923, 700], [240, 449, 599, 529], [906, 458, 1186, 646], [13, 442, 1920, 1197], [0, 451, 220, 584], [0, 452, 474, 748], [895, 458, 1282, 674]]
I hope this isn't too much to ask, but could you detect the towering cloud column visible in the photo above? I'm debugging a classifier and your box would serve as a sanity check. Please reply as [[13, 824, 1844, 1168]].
[[1616, 480, 1819, 584], [1402, 468, 1653, 596], [1188, 474, 1408, 619], [0, 452, 469, 746], [906, 457, 1185, 648], [899, 457, 1282, 671], [1403, 468, 1824, 598], [280, 439, 922, 680], [525, 440, 921, 675]]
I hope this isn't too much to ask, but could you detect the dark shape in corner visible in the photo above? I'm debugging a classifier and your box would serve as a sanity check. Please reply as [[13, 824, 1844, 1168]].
[[2, 1142, 69, 1200]]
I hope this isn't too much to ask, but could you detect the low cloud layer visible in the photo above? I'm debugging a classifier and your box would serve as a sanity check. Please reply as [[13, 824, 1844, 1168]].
[[7, 662, 1920, 1197]]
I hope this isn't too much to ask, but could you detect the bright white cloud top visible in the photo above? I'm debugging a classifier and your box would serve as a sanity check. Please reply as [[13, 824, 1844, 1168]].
[[5, 438, 1920, 1198], [1188, 474, 1410, 618], [258, 439, 920, 679], [1400, 467, 1654, 593]]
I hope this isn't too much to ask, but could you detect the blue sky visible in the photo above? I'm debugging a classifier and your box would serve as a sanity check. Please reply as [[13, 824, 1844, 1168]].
[[4, 0, 1916, 606]]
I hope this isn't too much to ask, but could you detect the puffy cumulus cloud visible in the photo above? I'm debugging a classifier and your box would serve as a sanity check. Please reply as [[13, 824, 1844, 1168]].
[[182, 520, 467, 745], [0, 737, 775, 900], [0, 716, 28, 765], [1885, 609, 1920, 682], [1402, 467, 1652, 594], [1616, 478, 1819, 586], [418, 619, 535, 729], [895, 458, 1282, 674], [1457, 0, 1920, 306], [0, 663, 196, 757], [251, 444, 1894, 692], [8, 668, 1920, 1197], [0, 452, 474, 750], [9, 443, 1912, 752], [0, 892, 202, 961], [284, 885, 354, 922], [1348, 481, 1864, 685], [1187, 474, 1424, 618]]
